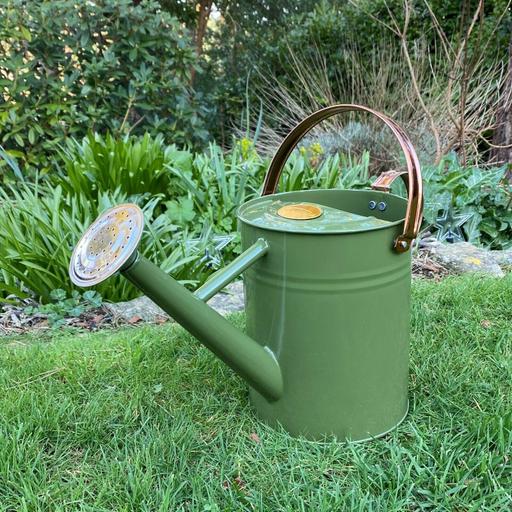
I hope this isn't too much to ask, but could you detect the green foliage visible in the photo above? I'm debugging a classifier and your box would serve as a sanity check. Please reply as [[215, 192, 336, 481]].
[[280, 150, 371, 193], [24, 289, 102, 328], [164, 140, 372, 248], [197, 1, 320, 141], [423, 155, 512, 249], [201, 0, 511, 140], [0, 134, 376, 302], [164, 141, 266, 236], [1, 132, 510, 303], [0, 0, 207, 172], [0, 182, 211, 302], [59, 132, 189, 200]]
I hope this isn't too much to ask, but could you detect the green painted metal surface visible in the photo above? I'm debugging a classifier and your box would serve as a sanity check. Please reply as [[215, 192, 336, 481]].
[[239, 189, 412, 441], [122, 255, 283, 401], [239, 199, 392, 234], [117, 187, 413, 440]]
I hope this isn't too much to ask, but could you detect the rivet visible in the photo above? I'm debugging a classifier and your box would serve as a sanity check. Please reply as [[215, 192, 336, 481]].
[[368, 200, 377, 210], [378, 202, 387, 211]]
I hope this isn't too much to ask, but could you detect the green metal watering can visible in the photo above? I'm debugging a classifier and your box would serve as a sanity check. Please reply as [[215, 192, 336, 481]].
[[70, 104, 423, 441]]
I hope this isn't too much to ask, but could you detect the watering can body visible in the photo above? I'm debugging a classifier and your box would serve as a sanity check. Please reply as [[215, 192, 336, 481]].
[[69, 104, 423, 442], [239, 189, 411, 440]]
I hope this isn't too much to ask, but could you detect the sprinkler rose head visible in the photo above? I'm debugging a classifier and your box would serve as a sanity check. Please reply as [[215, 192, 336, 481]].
[[69, 203, 144, 287]]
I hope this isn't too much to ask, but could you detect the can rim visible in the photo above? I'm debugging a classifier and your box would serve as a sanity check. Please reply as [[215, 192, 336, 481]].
[[237, 189, 407, 235]]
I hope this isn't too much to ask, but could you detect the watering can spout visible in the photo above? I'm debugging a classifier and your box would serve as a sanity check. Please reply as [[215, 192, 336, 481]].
[[69, 204, 283, 401], [121, 254, 283, 400]]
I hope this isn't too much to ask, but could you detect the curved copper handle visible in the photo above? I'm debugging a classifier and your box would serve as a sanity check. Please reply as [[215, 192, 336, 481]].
[[261, 104, 424, 253]]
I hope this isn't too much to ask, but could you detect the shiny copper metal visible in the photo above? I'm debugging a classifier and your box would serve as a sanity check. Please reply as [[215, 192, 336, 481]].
[[261, 104, 423, 252], [69, 203, 144, 287], [371, 170, 409, 193]]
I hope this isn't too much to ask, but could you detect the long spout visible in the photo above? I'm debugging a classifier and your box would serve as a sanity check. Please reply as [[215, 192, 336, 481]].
[[121, 254, 282, 400]]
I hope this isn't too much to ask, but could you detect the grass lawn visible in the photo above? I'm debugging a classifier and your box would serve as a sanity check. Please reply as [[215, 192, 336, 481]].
[[0, 276, 510, 511]]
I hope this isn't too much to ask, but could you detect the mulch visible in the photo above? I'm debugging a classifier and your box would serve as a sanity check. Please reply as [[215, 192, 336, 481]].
[[0, 300, 115, 337]]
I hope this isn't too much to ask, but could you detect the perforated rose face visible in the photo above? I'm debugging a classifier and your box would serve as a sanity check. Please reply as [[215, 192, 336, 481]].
[[69, 204, 144, 287]]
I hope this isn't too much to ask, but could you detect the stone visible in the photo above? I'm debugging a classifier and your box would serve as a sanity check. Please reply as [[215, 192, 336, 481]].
[[422, 240, 505, 277], [106, 295, 168, 323], [490, 249, 512, 269], [106, 280, 245, 324], [206, 280, 245, 316]]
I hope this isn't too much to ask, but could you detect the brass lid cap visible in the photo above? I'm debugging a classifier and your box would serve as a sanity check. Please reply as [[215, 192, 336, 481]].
[[277, 203, 323, 220]]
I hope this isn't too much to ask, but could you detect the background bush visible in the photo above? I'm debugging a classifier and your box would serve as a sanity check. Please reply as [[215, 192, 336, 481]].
[[1, 0, 510, 164], [0, 0, 208, 173], [423, 156, 512, 249], [59, 133, 181, 200], [189, 0, 511, 144]]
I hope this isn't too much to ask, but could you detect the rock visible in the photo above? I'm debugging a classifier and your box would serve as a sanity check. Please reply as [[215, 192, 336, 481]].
[[105, 280, 245, 324], [490, 249, 512, 269], [206, 280, 245, 316], [106, 295, 169, 323], [422, 241, 505, 277]]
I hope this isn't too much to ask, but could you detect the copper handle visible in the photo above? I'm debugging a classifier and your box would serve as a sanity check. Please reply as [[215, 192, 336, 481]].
[[261, 104, 424, 253]]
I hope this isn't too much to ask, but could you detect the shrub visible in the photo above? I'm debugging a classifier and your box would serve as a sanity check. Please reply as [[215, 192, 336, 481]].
[[0, 134, 376, 302], [3, 133, 509, 304], [24, 289, 103, 328], [203, 0, 510, 141], [0, 0, 208, 172], [164, 140, 372, 239], [58, 132, 189, 200]]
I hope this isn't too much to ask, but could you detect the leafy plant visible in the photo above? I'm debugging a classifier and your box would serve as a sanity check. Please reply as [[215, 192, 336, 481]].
[[165, 142, 266, 235], [165, 139, 372, 234], [279, 150, 371, 192], [24, 289, 103, 328], [0, 182, 211, 302], [2, 133, 510, 305], [58, 133, 189, 200], [422, 155, 512, 249], [0, 0, 208, 172]]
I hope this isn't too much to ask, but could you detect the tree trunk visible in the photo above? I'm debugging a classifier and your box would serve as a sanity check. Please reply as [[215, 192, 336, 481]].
[[190, 0, 213, 86], [491, 34, 512, 174]]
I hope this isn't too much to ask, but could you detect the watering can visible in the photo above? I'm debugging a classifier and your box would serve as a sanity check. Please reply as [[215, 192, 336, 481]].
[[70, 105, 423, 441]]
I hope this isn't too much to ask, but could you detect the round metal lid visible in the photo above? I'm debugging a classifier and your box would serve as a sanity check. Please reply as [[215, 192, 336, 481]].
[[69, 204, 144, 287], [277, 203, 323, 220]]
